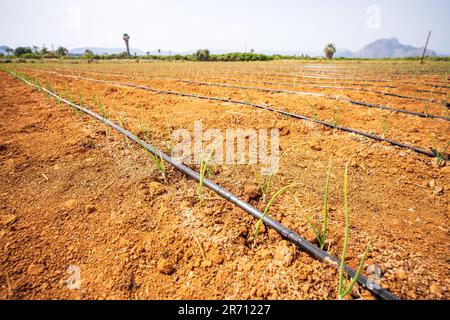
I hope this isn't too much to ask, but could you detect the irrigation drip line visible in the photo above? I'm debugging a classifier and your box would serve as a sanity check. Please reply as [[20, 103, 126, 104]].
[[26, 67, 449, 99], [10, 71, 400, 301], [23, 70, 449, 161], [214, 71, 449, 93], [177, 79, 450, 113], [23, 68, 449, 119], [417, 89, 448, 96], [226, 78, 447, 103], [35, 67, 446, 111], [266, 72, 450, 89]]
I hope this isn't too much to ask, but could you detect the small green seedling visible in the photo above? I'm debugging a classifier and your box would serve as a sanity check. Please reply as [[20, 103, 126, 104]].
[[442, 96, 449, 119], [134, 131, 166, 180], [338, 163, 371, 300], [98, 101, 109, 120], [424, 104, 430, 117], [307, 164, 332, 250], [332, 108, 340, 129], [257, 143, 304, 202], [198, 146, 216, 198], [253, 183, 299, 247], [430, 134, 449, 166], [380, 114, 390, 138]]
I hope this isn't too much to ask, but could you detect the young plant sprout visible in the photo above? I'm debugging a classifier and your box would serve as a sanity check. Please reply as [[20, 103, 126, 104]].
[[257, 143, 304, 202], [424, 104, 430, 117], [110, 109, 126, 127], [442, 96, 449, 119], [163, 110, 174, 153], [98, 100, 109, 120], [253, 183, 300, 247], [380, 114, 390, 138], [133, 129, 166, 180], [429, 134, 449, 166], [435, 142, 449, 166], [338, 163, 371, 300], [307, 164, 332, 250], [332, 107, 340, 130], [197, 146, 216, 198]]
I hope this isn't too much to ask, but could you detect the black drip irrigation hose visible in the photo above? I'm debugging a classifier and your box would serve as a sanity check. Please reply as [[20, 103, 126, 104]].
[[227, 79, 445, 104], [27, 69, 450, 105], [265, 72, 450, 89], [11, 72, 399, 301], [177, 79, 450, 120], [222, 73, 450, 94], [22, 70, 449, 160], [417, 88, 449, 96]]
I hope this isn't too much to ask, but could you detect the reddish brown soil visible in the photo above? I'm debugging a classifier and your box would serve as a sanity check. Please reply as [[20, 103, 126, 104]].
[[18, 65, 450, 152], [0, 61, 449, 300]]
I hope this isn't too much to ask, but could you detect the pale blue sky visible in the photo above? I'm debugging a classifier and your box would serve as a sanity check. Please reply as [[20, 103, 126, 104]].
[[0, 0, 449, 53]]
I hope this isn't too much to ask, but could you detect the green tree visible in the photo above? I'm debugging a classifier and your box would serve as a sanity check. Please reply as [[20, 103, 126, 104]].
[[14, 47, 33, 56], [83, 49, 94, 59], [41, 45, 49, 55], [324, 43, 336, 59], [57, 46, 69, 56], [5, 47, 14, 55], [193, 49, 210, 61]]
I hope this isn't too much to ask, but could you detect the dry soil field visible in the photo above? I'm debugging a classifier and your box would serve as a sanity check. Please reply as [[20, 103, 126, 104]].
[[0, 60, 449, 300]]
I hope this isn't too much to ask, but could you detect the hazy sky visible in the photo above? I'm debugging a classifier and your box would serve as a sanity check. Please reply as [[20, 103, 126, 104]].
[[1, 0, 449, 53]]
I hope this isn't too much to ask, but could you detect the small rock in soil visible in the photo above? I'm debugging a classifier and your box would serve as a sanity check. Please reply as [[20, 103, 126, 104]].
[[0, 214, 17, 226], [27, 263, 46, 276], [274, 242, 295, 267], [429, 283, 443, 298], [433, 186, 444, 195], [243, 185, 260, 201], [148, 182, 166, 197], [211, 253, 224, 265], [201, 260, 212, 268], [85, 204, 96, 214], [395, 268, 407, 281], [157, 258, 175, 275], [366, 264, 383, 277], [64, 199, 78, 209], [428, 180, 436, 189]]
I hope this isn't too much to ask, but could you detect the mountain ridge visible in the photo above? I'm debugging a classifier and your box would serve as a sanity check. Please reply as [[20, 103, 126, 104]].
[[350, 37, 437, 58]]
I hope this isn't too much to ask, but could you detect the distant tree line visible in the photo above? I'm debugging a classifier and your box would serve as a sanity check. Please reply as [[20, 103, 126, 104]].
[[0, 45, 70, 59], [2, 46, 449, 62]]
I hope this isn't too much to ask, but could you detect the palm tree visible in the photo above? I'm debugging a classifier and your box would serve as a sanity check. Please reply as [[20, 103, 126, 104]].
[[57, 46, 69, 56], [324, 43, 336, 59], [123, 33, 131, 57], [5, 47, 13, 56]]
